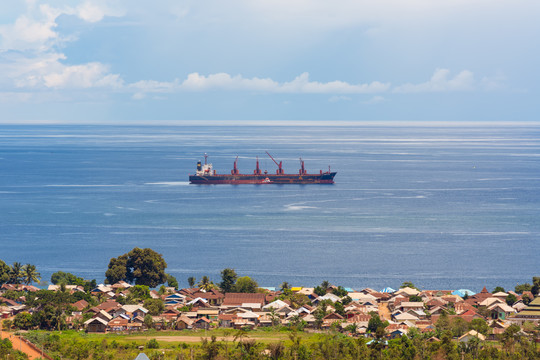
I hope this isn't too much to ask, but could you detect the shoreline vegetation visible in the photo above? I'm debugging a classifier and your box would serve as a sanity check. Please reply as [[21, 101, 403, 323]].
[[1, 248, 539, 359]]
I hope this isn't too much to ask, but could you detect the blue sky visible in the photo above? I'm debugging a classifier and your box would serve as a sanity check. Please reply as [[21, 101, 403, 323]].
[[0, 0, 539, 124]]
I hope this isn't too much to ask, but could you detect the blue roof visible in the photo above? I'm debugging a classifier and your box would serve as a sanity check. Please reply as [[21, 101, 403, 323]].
[[452, 289, 476, 297], [381, 287, 396, 293]]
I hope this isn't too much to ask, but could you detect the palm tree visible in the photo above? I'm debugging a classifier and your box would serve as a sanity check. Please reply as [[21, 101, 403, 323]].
[[187, 276, 196, 288], [9, 262, 23, 284], [198, 275, 214, 291], [22, 264, 41, 285]]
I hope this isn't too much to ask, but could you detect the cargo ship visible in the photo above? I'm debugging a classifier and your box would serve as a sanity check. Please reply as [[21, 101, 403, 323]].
[[189, 153, 336, 184]]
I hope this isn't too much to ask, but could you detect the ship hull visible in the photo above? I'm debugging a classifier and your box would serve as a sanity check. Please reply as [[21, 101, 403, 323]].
[[189, 172, 336, 184]]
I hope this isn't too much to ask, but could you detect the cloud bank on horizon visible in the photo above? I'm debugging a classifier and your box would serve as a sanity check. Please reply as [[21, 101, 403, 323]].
[[0, 0, 538, 123]]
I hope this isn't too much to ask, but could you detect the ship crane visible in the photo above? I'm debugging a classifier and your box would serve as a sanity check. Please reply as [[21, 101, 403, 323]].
[[231, 156, 240, 175], [265, 151, 284, 174]]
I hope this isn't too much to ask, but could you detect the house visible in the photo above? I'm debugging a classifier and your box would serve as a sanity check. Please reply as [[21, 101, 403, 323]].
[[222, 293, 266, 309], [488, 302, 516, 320], [193, 317, 211, 330], [84, 317, 108, 333], [458, 330, 486, 342], [176, 315, 195, 330], [218, 314, 238, 328], [72, 299, 89, 312], [507, 296, 540, 325]]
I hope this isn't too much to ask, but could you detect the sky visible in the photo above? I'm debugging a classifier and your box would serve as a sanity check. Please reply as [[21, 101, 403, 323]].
[[0, 0, 539, 124]]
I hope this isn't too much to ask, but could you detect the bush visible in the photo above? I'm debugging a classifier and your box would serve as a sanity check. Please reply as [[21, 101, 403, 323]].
[[146, 338, 159, 349]]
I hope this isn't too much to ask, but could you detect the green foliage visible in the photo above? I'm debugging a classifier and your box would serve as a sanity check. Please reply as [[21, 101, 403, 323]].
[[234, 276, 259, 293], [331, 286, 348, 297], [51, 271, 86, 285], [144, 298, 165, 316], [334, 301, 346, 317], [219, 268, 237, 293], [187, 276, 196, 287], [409, 295, 422, 302], [128, 285, 151, 302], [493, 286, 505, 293], [515, 282, 532, 294], [13, 312, 34, 330], [198, 275, 215, 291], [470, 318, 489, 335], [532, 276, 540, 296], [400, 281, 419, 290], [506, 293, 517, 305], [0, 260, 11, 285], [367, 313, 388, 333], [9, 262, 23, 284], [146, 338, 159, 349], [144, 314, 154, 329], [313, 286, 326, 297], [105, 248, 168, 288], [166, 274, 178, 289]]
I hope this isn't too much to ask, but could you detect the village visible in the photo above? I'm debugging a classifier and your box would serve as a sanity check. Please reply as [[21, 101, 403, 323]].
[[2, 278, 539, 341]]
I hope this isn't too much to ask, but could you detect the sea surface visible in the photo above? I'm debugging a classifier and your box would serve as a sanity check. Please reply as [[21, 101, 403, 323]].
[[0, 124, 539, 292]]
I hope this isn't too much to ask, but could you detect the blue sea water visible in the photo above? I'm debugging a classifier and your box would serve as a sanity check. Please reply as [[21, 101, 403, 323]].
[[0, 124, 539, 292]]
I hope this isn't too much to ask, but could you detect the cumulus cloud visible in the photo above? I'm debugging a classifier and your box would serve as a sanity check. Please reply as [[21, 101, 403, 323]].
[[393, 69, 475, 93]]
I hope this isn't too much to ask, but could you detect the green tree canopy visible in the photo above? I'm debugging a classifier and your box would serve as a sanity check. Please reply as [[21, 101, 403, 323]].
[[105, 248, 167, 288], [51, 271, 86, 285], [219, 268, 237, 293], [0, 260, 10, 285], [400, 281, 419, 290], [21, 264, 40, 285], [9, 262, 23, 284], [167, 274, 178, 289], [234, 276, 259, 293]]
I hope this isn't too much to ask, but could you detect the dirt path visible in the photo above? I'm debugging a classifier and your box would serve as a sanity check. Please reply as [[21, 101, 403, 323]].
[[0, 330, 47, 359], [378, 302, 391, 321]]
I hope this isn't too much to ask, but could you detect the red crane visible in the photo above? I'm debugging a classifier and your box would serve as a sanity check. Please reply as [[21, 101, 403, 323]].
[[265, 151, 284, 174]]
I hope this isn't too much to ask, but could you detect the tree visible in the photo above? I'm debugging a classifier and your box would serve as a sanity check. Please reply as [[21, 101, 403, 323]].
[[144, 298, 165, 316], [506, 293, 517, 306], [470, 318, 489, 335], [532, 276, 540, 296], [21, 264, 40, 285], [105, 254, 128, 284], [13, 312, 33, 330], [280, 282, 290, 291], [314, 285, 326, 297], [187, 276, 196, 288], [167, 274, 178, 289], [198, 276, 214, 291], [409, 295, 422, 302], [515, 283, 532, 294], [331, 286, 348, 297], [493, 286, 505, 293], [9, 262, 23, 284], [0, 260, 10, 285], [367, 313, 387, 333], [105, 248, 167, 288], [219, 268, 237, 293], [234, 276, 258, 293], [400, 281, 419, 290]]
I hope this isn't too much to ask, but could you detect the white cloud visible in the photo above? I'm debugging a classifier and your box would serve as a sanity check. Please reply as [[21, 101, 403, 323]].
[[43, 63, 123, 89], [363, 96, 385, 104], [176, 72, 389, 94], [0, 1, 124, 51], [393, 69, 475, 93]]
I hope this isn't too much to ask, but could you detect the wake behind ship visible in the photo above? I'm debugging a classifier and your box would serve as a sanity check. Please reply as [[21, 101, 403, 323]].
[[189, 153, 336, 184]]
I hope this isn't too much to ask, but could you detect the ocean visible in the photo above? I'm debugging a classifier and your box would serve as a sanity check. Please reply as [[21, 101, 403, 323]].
[[0, 124, 539, 292]]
